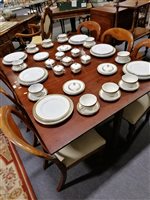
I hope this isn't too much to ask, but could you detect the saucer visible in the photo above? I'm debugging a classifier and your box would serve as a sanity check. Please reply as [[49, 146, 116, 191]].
[[57, 38, 68, 43], [97, 63, 117, 75], [12, 63, 27, 72], [28, 88, 48, 101], [77, 101, 100, 116], [26, 47, 39, 54], [118, 80, 140, 91], [99, 89, 121, 102], [42, 43, 54, 48], [115, 56, 131, 64]]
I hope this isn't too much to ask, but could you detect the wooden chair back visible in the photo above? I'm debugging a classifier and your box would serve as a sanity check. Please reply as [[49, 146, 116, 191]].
[[77, 20, 101, 41], [41, 6, 53, 39], [131, 38, 150, 60], [101, 27, 134, 52]]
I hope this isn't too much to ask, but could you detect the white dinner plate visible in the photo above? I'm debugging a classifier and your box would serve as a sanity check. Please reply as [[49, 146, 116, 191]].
[[99, 89, 121, 102], [91, 44, 114, 55], [33, 52, 49, 61], [125, 61, 150, 76], [77, 101, 100, 116], [122, 65, 150, 80], [33, 94, 74, 125], [63, 80, 85, 95], [57, 45, 72, 52], [97, 63, 117, 75], [118, 80, 140, 92], [2, 53, 27, 65], [90, 47, 116, 58], [3, 52, 26, 63], [69, 34, 88, 45]]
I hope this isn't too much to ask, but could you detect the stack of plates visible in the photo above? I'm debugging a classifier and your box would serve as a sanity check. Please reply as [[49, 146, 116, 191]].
[[90, 44, 116, 57], [68, 34, 88, 45], [33, 94, 74, 125], [18, 67, 48, 86], [2, 52, 27, 65], [123, 61, 150, 80]]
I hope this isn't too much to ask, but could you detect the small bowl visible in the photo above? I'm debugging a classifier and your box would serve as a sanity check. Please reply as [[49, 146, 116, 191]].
[[45, 59, 55, 69], [80, 54, 91, 64], [28, 83, 44, 96], [53, 65, 65, 75], [57, 33, 68, 42], [79, 94, 97, 107], [71, 48, 81, 57], [55, 51, 65, 60], [70, 63, 82, 73], [122, 74, 138, 88], [61, 56, 73, 66], [102, 82, 119, 97], [117, 51, 130, 63]]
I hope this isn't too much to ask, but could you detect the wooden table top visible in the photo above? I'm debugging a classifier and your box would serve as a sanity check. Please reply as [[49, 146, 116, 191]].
[[1, 41, 149, 154], [115, 0, 150, 9]]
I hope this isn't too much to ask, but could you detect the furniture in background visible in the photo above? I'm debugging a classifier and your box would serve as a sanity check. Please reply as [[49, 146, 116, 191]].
[[0, 105, 106, 191], [100, 27, 134, 52], [77, 20, 101, 41]]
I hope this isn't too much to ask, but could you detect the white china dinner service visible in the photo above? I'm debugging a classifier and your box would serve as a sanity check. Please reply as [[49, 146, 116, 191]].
[[11, 59, 27, 72], [63, 80, 85, 95], [118, 74, 139, 91], [28, 83, 48, 101], [99, 82, 121, 101], [33, 52, 49, 61], [18, 67, 48, 86], [90, 44, 116, 57], [97, 63, 117, 75], [68, 34, 88, 45], [2, 52, 27, 65], [122, 61, 150, 80], [33, 94, 74, 125], [77, 93, 100, 115], [115, 51, 131, 64]]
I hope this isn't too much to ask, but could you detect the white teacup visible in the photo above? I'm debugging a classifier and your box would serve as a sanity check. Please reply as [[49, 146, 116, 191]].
[[28, 83, 44, 97], [70, 63, 82, 73], [79, 94, 97, 107], [61, 56, 73, 66], [83, 37, 95, 48], [121, 74, 138, 88], [80, 54, 91, 64], [12, 59, 24, 69], [45, 59, 55, 69], [42, 38, 52, 47], [25, 43, 36, 53], [71, 48, 81, 57], [55, 51, 65, 60], [57, 34, 68, 42], [53, 65, 65, 75], [116, 51, 130, 63], [102, 82, 119, 97]]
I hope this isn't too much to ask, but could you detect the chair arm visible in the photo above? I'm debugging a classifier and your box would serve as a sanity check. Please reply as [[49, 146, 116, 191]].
[[28, 24, 40, 33]]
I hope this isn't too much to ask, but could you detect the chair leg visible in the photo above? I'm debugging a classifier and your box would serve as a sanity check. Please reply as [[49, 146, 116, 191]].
[[126, 123, 135, 144]]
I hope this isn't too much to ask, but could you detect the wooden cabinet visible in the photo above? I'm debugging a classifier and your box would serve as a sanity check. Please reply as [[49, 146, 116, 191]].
[[90, 6, 134, 35]]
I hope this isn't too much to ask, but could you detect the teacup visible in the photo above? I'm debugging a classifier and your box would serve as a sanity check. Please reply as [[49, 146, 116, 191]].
[[79, 94, 97, 107], [55, 51, 65, 60], [116, 51, 130, 63], [25, 43, 37, 53], [121, 74, 138, 88], [45, 59, 55, 69], [12, 59, 24, 69], [57, 33, 68, 42], [70, 63, 82, 73], [42, 38, 52, 47], [53, 65, 65, 75], [83, 37, 95, 48], [102, 82, 119, 97], [80, 54, 91, 64], [28, 83, 44, 97], [71, 48, 81, 57], [61, 56, 73, 66]]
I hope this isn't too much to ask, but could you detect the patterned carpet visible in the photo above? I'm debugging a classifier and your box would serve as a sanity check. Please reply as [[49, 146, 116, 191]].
[[0, 132, 36, 200]]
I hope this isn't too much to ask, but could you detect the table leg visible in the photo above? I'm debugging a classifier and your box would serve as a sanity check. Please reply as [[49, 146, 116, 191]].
[[70, 18, 77, 32]]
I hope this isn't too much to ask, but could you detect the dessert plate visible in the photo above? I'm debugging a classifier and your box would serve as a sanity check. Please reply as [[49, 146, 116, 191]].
[[2, 53, 27, 65], [99, 89, 121, 102], [57, 45, 72, 52], [33, 52, 49, 61], [118, 80, 139, 92], [125, 61, 150, 76], [77, 102, 100, 116], [12, 63, 27, 72], [63, 80, 85, 95], [97, 63, 117, 75], [3, 52, 26, 63], [69, 34, 88, 45], [33, 94, 74, 125], [28, 88, 48, 101]]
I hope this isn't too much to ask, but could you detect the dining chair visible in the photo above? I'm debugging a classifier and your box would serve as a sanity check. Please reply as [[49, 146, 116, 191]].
[[77, 20, 101, 41], [130, 38, 150, 60], [15, 6, 53, 47], [0, 105, 106, 192], [100, 27, 134, 52]]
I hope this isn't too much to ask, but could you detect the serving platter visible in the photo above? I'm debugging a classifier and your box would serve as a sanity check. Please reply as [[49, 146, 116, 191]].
[[33, 52, 49, 61]]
